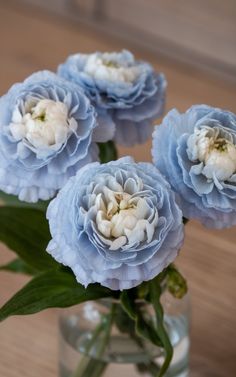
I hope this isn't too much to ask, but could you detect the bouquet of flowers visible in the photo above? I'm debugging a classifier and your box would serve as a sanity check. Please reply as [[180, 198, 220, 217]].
[[0, 50, 235, 377]]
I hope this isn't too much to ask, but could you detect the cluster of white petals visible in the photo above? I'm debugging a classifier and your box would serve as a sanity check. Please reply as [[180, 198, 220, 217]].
[[188, 126, 236, 181], [9, 99, 77, 158], [84, 53, 141, 83], [95, 184, 158, 251]]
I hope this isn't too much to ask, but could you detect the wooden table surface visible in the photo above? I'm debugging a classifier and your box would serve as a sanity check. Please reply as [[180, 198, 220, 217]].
[[0, 3, 236, 377]]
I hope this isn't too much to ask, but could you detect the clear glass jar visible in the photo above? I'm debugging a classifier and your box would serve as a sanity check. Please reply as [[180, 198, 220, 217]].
[[59, 290, 190, 377]]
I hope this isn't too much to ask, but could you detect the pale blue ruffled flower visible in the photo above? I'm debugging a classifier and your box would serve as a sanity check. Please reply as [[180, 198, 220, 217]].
[[152, 105, 236, 228], [46, 157, 184, 290], [58, 50, 166, 146], [0, 71, 105, 203]]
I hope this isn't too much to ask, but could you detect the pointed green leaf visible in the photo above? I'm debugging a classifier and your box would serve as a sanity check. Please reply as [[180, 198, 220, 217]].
[[0, 258, 37, 275], [0, 191, 50, 211], [0, 206, 59, 271], [0, 270, 112, 321]]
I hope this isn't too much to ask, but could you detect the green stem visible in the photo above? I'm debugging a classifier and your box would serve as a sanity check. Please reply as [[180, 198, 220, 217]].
[[98, 141, 118, 163], [95, 303, 116, 358], [183, 217, 189, 225], [75, 359, 107, 377], [70, 303, 116, 377], [70, 322, 105, 377], [150, 279, 173, 377], [137, 361, 161, 376], [117, 296, 161, 377], [130, 319, 161, 377]]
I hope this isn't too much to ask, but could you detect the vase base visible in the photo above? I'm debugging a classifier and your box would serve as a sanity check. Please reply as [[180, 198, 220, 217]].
[[59, 297, 190, 377], [60, 362, 189, 377]]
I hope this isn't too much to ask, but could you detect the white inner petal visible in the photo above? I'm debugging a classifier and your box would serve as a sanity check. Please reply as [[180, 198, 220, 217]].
[[84, 53, 141, 83], [9, 99, 77, 158], [188, 126, 236, 181], [95, 186, 158, 251]]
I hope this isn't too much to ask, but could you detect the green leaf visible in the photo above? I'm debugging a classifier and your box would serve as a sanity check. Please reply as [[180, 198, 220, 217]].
[[149, 278, 173, 377], [167, 265, 188, 299], [0, 258, 37, 275], [98, 141, 118, 163], [121, 290, 162, 347], [0, 190, 50, 211], [0, 206, 58, 271], [0, 270, 113, 321]]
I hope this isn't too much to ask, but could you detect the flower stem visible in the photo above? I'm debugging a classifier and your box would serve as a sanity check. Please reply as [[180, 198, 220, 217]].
[[136, 361, 161, 376], [70, 322, 105, 377], [70, 303, 116, 377], [95, 302, 116, 358], [149, 278, 174, 377]]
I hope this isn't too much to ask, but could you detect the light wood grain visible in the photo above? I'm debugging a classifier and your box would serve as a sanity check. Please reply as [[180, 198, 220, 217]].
[[0, 3, 236, 377], [105, 0, 236, 68], [18, 0, 236, 79]]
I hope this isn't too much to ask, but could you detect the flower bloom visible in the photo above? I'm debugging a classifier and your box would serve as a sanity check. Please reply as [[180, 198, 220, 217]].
[[58, 50, 166, 146], [0, 71, 106, 203], [152, 105, 236, 228], [46, 157, 184, 290]]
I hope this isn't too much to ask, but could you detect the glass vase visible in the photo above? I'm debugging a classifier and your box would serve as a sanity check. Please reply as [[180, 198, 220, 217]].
[[59, 290, 190, 377]]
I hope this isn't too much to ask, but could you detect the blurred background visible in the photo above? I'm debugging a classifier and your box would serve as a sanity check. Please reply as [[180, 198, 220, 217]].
[[0, 1, 236, 377], [7, 0, 236, 81]]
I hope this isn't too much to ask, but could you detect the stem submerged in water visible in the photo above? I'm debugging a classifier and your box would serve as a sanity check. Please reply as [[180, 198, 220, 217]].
[[69, 278, 176, 377], [70, 303, 117, 377]]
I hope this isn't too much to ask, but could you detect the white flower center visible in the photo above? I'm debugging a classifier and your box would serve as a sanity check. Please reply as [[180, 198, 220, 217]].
[[95, 187, 158, 250], [84, 53, 141, 83], [188, 126, 236, 181], [9, 99, 77, 158]]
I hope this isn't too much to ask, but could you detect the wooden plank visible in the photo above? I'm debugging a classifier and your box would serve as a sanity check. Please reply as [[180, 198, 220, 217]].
[[13, 0, 236, 79], [105, 0, 236, 69]]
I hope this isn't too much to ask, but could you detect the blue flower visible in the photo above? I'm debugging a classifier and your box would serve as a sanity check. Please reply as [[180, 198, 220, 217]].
[[152, 105, 236, 229], [58, 50, 166, 146], [0, 71, 105, 203], [46, 157, 184, 290]]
